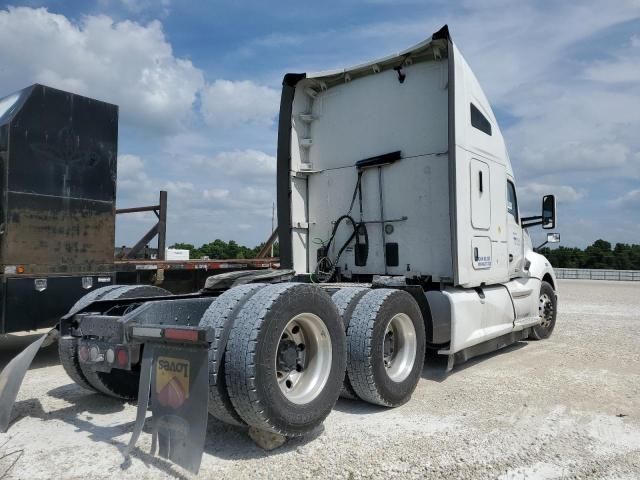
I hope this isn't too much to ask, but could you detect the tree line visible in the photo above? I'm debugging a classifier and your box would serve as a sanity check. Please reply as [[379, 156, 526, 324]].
[[171, 238, 640, 270], [170, 239, 279, 260], [539, 240, 640, 270]]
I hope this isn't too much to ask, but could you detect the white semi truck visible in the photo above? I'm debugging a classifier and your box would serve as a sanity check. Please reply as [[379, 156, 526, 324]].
[[0, 25, 558, 473]]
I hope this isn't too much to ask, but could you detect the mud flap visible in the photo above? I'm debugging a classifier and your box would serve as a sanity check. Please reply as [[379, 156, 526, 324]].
[[127, 342, 209, 473], [0, 328, 59, 432]]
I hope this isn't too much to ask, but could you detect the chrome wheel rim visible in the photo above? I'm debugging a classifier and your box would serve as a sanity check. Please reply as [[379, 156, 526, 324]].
[[275, 313, 332, 405], [382, 313, 417, 382], [539, 293, 554, 328]]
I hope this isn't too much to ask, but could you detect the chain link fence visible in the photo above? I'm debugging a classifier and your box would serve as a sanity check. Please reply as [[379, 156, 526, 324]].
[[555, 268, 640, 281]]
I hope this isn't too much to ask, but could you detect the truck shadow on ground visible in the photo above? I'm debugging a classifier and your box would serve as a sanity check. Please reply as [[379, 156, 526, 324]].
[[422, 341, 527, 382], [12, 379, 326, 475], [12, 385, 193, 479], [309, 341, 530, 417], [0, 335, 346, 472], [201, 419, 324, 461]]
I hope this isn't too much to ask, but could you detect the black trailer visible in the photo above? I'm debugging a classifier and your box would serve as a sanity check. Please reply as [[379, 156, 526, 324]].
[[0, 84, 118, 333], [0, 84, 276, 334]]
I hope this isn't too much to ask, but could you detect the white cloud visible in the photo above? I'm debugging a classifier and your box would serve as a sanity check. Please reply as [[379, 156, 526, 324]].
[[214, 150, 276, 175], [583, 34, 640, 84], [118, 0, 171, 15], [115, 148, 276, 247], [117, 154, 152, 195], [519, 183, 584, 211], [189, 150, 276, 181], [199, 185, 274, 214], [200, 80, 280, 128], [517, 140, 632, 175], [611, 189, 640, 209], [202, 189, 230, 201], [0, 7, 203, 133], [164, 180, 196, 199]]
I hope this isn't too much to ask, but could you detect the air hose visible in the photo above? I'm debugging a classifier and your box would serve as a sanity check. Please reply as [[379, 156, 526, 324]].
[[314, 172, 369, 282]]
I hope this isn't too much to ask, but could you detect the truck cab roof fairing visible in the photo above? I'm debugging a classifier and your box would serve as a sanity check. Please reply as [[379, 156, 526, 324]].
[[305, 26, 450, 88]]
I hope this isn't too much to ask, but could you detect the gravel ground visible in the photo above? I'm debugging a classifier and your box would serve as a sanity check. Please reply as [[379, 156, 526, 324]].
[[0, 279, 639, 479]]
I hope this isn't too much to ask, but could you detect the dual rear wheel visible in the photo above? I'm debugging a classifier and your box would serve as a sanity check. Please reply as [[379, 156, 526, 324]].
[[203, 283, 346, 436], [334, 288, 426, 407], [202, 284, 426, 436]]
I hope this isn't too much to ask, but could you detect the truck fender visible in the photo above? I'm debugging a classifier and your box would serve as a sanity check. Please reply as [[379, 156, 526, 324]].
[[404, 286, 451, 345], [525, 251, 558, 293]]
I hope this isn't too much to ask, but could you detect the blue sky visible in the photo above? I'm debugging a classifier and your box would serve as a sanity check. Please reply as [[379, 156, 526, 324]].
[[0, 0, 639, 249]]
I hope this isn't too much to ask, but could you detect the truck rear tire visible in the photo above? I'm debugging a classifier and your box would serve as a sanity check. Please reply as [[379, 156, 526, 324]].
[[529, 281, 557, 340], [331, 287, 368, 400], [198, 283, 266, 426], [225, 283, 346, 436], [77, 285, 171, 399], [58, 284, 128, 392], [346, 289, 426, 407]]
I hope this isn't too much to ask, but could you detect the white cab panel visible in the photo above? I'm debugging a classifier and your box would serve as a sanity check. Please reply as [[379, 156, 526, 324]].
[[291, 53, 453, 281], [429, 285, 514, 355]]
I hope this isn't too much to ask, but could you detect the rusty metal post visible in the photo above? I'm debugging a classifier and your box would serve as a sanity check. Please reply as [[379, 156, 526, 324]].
[[117, 190, 168, 260], [256, 229, 278, 259], [157, 190, 167, 260]]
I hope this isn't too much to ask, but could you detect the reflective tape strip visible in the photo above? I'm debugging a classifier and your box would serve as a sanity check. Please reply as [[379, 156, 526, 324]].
[[131, 326, 163, 338]]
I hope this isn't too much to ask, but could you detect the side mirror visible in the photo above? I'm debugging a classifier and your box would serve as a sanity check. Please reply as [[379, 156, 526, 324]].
[[535, 231, 560, 251], [542, 195, 556, 229], [546, 232, 560, 243]]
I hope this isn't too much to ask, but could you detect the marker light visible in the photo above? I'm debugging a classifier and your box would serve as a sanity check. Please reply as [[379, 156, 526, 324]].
[[89, 346, 102, 362], [106, 348, 115, 364], [164, 328, 199, 342], [79, 345, 89, 363], [116, 349, 129, 368]]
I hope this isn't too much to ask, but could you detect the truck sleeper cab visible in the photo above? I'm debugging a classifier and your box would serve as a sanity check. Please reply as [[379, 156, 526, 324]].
[[277, 24, 558, 360], [0, 25, 559, 474]]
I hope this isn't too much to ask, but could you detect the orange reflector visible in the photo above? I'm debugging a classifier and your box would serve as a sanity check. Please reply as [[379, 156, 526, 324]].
[[16, 265, 25, 274], [164, 328, 199, 342]]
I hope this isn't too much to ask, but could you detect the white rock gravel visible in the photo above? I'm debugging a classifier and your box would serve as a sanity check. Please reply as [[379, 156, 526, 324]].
[[0, 279, 638, 479]]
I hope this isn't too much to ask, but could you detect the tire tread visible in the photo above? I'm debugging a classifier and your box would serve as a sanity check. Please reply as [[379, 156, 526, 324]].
[[331, 287, 369, 400], [346, 289, 425, 407], [199, 283, 266, 426], [225, 283, 299, 434]]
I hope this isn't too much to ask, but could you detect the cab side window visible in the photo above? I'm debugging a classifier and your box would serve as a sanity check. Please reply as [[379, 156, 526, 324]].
[[507, 180, 519, 222], [470, 103, 492, 136]]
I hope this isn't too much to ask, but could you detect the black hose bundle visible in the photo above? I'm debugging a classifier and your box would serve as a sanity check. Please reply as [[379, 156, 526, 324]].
[[314, 172, 369, 282]]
